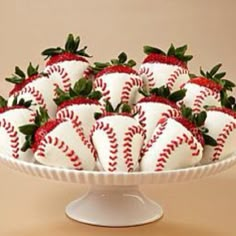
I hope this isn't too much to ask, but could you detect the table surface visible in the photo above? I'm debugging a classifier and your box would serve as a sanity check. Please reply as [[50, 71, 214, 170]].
[[0, 163, 236, 236]]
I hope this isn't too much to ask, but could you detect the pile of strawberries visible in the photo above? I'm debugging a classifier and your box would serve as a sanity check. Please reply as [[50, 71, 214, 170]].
[[0, 34, 236, 173]]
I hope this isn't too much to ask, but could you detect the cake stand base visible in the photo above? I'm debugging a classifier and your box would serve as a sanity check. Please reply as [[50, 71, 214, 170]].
[[65, 185, 163, 227]]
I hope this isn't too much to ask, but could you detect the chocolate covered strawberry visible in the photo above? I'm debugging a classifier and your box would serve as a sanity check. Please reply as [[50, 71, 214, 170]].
[[182, 64, 235, 113], [6, 63, 56, 118], [141, 106, 217, 171], [139, 44, 192, 91], [135, 86, 185, 148], [42, 34, 90, 92], [55, 78, 103, 139], [201, 97, 236, 164], [20, 108, 95, 170], [90, 102, 145, 172], [0, 96, 34, 161], [92, 52, 143, 108]]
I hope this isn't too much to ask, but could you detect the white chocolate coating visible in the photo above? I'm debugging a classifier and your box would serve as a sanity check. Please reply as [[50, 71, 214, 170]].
[[201, 110, 236, 164], [8, 76, 56, 118], [44, 60, 89, 92], [135, 102, 180, 147], [141, 118, 203, 172], [91, 115, 145, 172], [95, 73, 143, 108], [182, 83, 221, 113], [0, 108, 34, 162], [56, 103, 102, 138], [34, 119, 95, 170], [139, 63, 189, 91]]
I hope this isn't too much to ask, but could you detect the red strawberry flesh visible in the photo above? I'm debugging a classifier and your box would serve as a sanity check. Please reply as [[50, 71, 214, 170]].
[[187, 77, 223, 92], [9, 74, 41, 96], [207, 106, 236, 119], [138, 95, 179, 110], [173, 116, 204, 146], [32, 119, 61, 152], [57, 97, 100, 112], [96, 65, 138, 78], [143, 53, 188, 69], [46, 52, 88, 66]]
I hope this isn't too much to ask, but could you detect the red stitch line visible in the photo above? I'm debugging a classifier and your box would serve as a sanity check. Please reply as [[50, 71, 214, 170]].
[[36, 135, 83, 170], [155, 132, 201, 171], [161, 108, 180, 119], [212, 121, 236, 161], [45, 64, 71, 92], [166, 68, 188, 90], [193, 88, 220, 113], [90, 121, 118, 172], [121, 77, 143, 103], [139, 66, 155, 88], [94, 78, 110, 101], [0, 118, 19, 159]]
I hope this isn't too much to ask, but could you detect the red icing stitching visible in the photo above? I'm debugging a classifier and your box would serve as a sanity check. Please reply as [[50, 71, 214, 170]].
[[121, 77, 143, 103], [155, 133, 200, 171], [161, 108, 180, 119], [212, 121, 236, 161], [166, 67, 188, 90], [139, 66, 155, 88], [57, 108, 97, 158], [90, 121, 118, 172], [123, 125, 145, 172], [35, 135, 83, 170], [94, 77, 111, 100], [45, 64, 71, 92], [0, 118, 19, 159], [193, 88, 220, 113]]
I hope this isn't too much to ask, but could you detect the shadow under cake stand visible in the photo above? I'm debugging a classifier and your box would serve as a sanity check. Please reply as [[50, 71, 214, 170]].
[[0, 153, 236, 227]]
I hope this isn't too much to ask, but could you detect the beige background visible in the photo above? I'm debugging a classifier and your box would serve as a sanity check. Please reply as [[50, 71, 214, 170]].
[[0, 0, 236, 235]]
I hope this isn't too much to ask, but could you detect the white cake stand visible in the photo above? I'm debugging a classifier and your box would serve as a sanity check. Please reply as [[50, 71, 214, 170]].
[[1, 153, 236, 227]]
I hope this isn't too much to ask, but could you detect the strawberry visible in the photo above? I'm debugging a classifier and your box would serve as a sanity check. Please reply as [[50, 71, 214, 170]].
[[140, 106, 217, 172], [182, 64, 235, 113], [90, 102, 145, 172], [19, 108, 95, 170], [91, 52, 143, 108], [135, 86, 185, 149], [0, 96, 34, 161], [201, 96, 236, 164], [42, 34, 91, 92], [6, 63, 56, 118], [139, 44, 192, 91], [55, 78, 103, 139]]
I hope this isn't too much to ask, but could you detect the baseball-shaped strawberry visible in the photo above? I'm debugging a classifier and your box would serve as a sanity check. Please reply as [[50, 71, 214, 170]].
[[90, 103, 145, 172], [135, 86, 185, 148], [139, 44, 192, 91], [55, 78, 103, 139], [92, 52, 143, 108], [42, 34, 90, 92], [6, 63, 56, 118], [141, 107, 217, 171], [0, 96, 34, 161], [20, 108, 96, 170], [201, 104, 236, 164], [182, 64, 235, 113]]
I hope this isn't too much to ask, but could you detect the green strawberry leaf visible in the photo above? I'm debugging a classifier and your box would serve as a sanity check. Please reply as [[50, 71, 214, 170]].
[[121, 103, 131, 113], [88, 91, 102, 100], [27, 63, 39, 77], [15, 66, 26, 79], [168, 89, 186, 102], [143, 45, 166, 55], [209, 63, 222, 76], [105, 100, 114, 112], [167, 44, 175, 56], [175, 45, 188, 55], [0, 96, 7, 108], [5, 75, 24, 84], [19, 124, 38, 135], [203, 134, 217, 146], [118, 52, 127, 64]]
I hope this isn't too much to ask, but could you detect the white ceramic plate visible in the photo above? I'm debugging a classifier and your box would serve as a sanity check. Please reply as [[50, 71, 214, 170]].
[[1, 153, 236, 227]]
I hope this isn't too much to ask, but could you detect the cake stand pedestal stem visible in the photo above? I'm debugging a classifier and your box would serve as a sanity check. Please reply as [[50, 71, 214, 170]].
[[65, 185, 163, 227]]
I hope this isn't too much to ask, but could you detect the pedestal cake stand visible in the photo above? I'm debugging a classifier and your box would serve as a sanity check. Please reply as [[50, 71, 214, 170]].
[[1, 153, 236, 227]]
